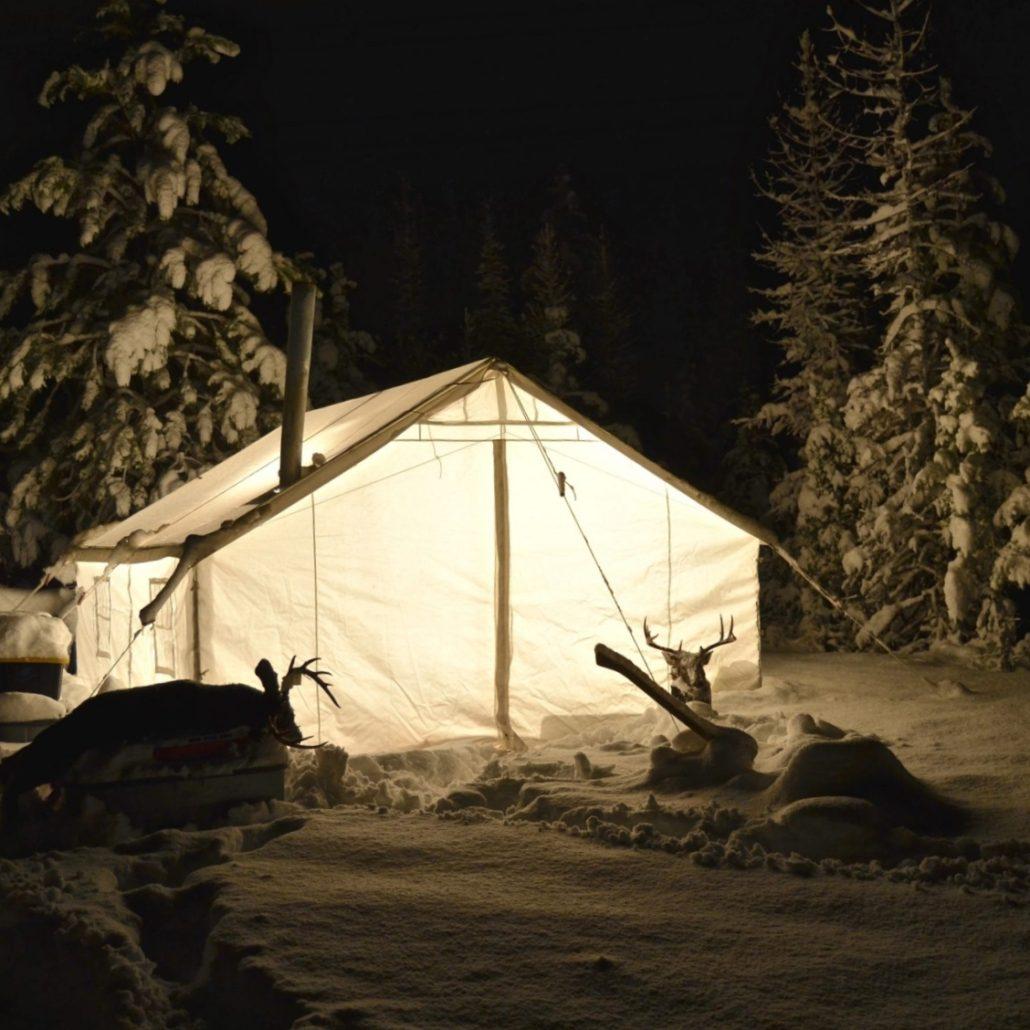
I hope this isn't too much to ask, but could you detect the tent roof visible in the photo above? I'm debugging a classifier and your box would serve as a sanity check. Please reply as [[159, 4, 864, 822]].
[[72, 357, 774, 563]]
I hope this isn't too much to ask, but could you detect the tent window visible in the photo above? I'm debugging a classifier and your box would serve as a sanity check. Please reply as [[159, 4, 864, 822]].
[[149, 578, 176, 676], [94, 579, 112, 658]]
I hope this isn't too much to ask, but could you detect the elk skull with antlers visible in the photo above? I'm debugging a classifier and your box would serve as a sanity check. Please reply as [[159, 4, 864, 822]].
[[643, 615, 736, 706]]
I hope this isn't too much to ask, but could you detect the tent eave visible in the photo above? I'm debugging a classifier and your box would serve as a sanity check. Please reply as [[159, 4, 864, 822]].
[[71, 545, 184, 564], [68, 357, 500, 620], [68, 355, 777, 625]]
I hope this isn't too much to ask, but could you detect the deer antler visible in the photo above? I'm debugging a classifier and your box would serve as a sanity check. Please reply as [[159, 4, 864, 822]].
[[699, 615, 736, 655], [282, 656, 341, 708], [267, 712, 324, 749], [643, 617, 681, 655]]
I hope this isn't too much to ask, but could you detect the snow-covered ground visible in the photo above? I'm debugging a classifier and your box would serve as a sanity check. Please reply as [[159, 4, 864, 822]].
[[0, 652, 1028, 1028]]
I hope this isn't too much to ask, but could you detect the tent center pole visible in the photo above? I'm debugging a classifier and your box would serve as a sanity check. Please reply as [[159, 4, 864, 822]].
[[492, 436, 520, 749]]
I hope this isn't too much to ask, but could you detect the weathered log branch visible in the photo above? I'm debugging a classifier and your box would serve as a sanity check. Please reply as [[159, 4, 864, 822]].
[[594, 643, 758, 787]]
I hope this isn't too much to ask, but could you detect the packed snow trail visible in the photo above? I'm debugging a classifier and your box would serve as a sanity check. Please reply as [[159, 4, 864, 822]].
[[2, 806, 1027, 1029], [213, 810, 1030, 1029]]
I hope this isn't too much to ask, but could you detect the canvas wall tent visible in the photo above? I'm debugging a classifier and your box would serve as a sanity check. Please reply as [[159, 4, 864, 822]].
[[69, 358, 771, 755]]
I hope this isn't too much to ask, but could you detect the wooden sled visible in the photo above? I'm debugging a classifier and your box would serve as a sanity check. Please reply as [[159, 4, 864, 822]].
[[58, 726, 287, 830]]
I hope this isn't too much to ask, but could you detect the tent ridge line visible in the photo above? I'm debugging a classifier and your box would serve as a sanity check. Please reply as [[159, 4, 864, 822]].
[[421, 418, 573, 427], [135, 358, 499, 626]]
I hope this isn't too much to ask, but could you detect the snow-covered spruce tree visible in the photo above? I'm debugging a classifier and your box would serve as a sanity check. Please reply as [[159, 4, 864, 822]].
[[0, 0, 297, 569], [724, 384, 788, 522], [520, 221, 588, 401], [747, 30, 869, 647], [991, 383, 1030, 662], [464, 208, 521, 363], [309, 264, 377, 408], [828, 0, 1027, 656]]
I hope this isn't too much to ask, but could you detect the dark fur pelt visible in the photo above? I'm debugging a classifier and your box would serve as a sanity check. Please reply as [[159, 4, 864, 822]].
[[0, 668, 286, 819]]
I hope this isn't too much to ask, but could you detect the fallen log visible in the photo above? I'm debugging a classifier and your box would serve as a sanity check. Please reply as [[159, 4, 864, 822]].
[[594, 643, 758, 788]]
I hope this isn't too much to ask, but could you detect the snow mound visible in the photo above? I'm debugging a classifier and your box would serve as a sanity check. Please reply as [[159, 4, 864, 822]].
[[286, 742, 497, 814], [60, 671, 93, 710], [786, 712, 845, 739], [763, 736, 965, 835], [712, 659, 761, 691], [286, 745, 351, 808], [0, 813, 307, 1026], [931, 677, 975, 698], [539, 707, 675, 746], [0, 611, 72, 662], [0, 691, 65, 723], [730, 796, 918, 863], [718, 673, 806, 707]]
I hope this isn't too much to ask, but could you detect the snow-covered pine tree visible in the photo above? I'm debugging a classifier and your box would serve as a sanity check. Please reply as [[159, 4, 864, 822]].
[[0, 0, 297, 569], [990, 382, 1030, 663], [748, 30, 869, 646], [828, 0, 1027, 656], [309, 264, 377, 407], [521, 220, 587, 399], [464, 207, 520, 363]]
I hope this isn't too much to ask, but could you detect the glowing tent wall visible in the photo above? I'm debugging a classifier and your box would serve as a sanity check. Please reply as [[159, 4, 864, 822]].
[[73, 557, 195, 691], [71, 370, 760, 756]]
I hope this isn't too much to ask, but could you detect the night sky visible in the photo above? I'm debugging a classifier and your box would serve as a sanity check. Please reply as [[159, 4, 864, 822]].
[[2, 0, 1029, 487]]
